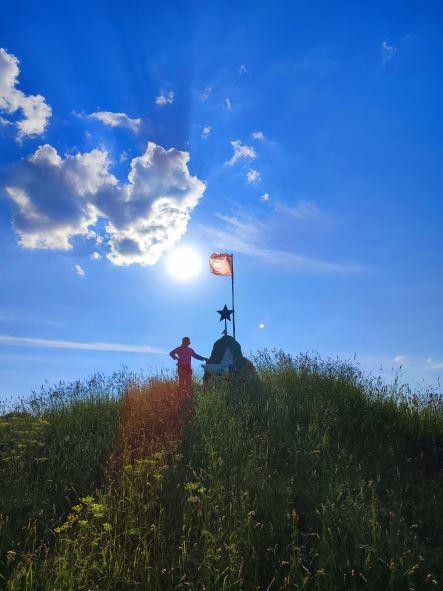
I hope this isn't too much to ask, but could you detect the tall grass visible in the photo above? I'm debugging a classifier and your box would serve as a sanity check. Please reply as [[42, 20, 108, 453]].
[[0, 370, 132, 583], [2, 353, 442, 589]]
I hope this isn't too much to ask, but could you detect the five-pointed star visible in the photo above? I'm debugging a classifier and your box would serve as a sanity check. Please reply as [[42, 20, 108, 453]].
[[218, 304, 234, 322]]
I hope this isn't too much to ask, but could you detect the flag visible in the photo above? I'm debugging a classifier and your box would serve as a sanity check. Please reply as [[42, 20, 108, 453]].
[[209, 253, 233, 276]]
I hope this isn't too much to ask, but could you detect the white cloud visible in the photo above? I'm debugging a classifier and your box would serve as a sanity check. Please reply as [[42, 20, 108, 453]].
[[0, 334, 165, 354], [91, 251, 101, 260], [274, 200, 321, 219], [201, 86, 212, 101], [74, 264, 85, 276], [0, 47, 52, 139], [247, 169, 261, 184], [202, 213, 362, 274], [382, 41, 397, 65], [0, 115, 12, 126], [216, 213, 262, 243], [88, 111, 141, 132], [239, 64, 247, 74], [4, 144, 111, 249], [226, 140, 256, 165], [3, 142, 206, 266], [225, 98, 232, 110], [393, 355, 407, 365], [104, 143, 206, 266], [201, 126, 211, 138], [261, 193, 270, 202], [155, 91, 174, 106], [252, 131, 265, 141]]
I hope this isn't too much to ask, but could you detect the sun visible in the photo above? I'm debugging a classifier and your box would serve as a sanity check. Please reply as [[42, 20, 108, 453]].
[[167, 247, 202, 281]]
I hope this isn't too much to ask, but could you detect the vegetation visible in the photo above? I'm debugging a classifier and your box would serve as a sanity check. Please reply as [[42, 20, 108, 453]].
[[1, 353, 441, 589]]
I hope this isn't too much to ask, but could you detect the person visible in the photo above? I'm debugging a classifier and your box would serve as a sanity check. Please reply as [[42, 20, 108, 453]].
[[169, 337, 208, 394]]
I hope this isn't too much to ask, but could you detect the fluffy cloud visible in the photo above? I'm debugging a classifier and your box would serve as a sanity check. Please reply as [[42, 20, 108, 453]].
[[0, 115, 12, 127], [261, 192, 270, 202], [155, 91, 174, 106], [4, 144, 110, 249], [226, 140, 256, 165], [104, 143, 206, 265], [201, 126, 211, 138], [239, 64, 247, 74], [3, 142, 206, 266], [74, 264, 85, 276], [252, 131, 265, 141], [0, 48, 52, 139], [91, 251, 101, 260], [88, 111, 141, 132], [247, 169, 261, 184], [225, 98, 232, 110]]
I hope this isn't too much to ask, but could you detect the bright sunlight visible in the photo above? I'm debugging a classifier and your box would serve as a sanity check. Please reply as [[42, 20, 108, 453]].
[[167, 247, 202, 281]]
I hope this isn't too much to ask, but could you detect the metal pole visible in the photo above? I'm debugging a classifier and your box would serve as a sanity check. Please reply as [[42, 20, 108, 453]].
[[231, 254, 236, 340]]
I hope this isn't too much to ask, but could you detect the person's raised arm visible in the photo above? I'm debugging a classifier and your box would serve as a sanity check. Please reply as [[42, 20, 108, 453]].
[[191, 349, 208, 362], [170, 347, 179, 361]]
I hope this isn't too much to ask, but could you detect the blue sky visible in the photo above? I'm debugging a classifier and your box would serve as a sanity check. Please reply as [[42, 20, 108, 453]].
[[1, 0, 442, 400]]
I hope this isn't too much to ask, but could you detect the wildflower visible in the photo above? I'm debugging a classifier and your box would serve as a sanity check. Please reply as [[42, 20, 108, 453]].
[[90, 503, 106, 519], [103, 522, 112, 532]]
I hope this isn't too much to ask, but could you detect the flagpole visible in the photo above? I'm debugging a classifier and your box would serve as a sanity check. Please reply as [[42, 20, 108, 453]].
[[231, 253, 236, 340]]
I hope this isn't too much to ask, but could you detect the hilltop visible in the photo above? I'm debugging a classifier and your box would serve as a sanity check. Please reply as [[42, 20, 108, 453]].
[[1, 352, 442, 590]]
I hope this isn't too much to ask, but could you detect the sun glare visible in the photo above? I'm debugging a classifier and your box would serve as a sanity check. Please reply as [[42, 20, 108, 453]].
[[167, 247, 202, 281]]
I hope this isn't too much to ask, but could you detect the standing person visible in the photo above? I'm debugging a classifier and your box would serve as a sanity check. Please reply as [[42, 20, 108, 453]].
[[169, 337, 208, 395]]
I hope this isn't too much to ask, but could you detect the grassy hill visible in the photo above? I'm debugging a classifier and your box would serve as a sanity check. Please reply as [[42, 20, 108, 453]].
[[1, 352, 442, 590]]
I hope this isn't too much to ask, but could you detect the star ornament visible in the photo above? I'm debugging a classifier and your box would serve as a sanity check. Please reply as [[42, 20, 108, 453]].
[[218, 304, 234, 322]]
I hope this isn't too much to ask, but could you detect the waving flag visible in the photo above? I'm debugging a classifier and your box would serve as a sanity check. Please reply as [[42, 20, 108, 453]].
[[209, 252, 236, 338], [209, 253, 233, 276]]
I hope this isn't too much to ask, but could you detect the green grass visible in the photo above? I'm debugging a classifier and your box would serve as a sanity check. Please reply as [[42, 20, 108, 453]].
[[1, 353, 442, 589], [0, 370, 131, 583]]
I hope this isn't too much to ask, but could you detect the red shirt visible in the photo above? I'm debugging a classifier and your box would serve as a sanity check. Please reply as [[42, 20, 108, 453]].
[[170, 345, 196, 366]]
